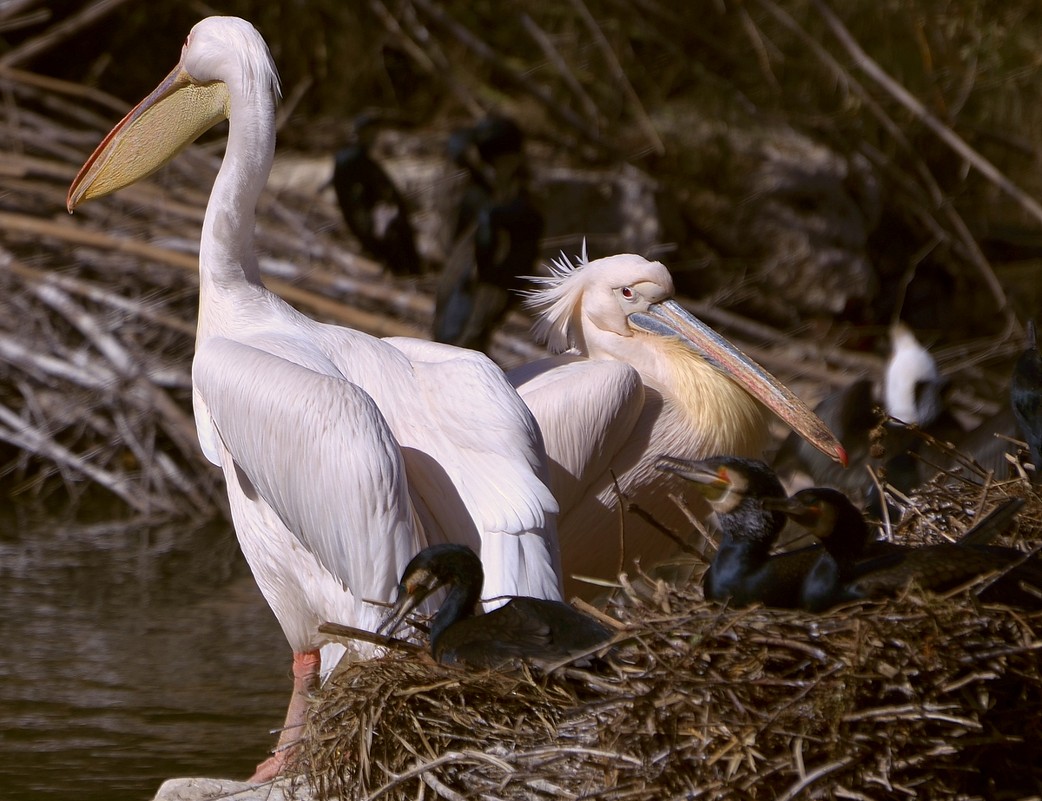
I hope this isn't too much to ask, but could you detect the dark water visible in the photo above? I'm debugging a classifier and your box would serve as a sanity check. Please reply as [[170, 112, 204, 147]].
[[0, 507, 290, 801]]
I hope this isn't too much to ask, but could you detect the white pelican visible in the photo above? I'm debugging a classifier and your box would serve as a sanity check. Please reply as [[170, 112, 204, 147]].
[[67, 16, 561, 780], [508, 247, 846, 596]]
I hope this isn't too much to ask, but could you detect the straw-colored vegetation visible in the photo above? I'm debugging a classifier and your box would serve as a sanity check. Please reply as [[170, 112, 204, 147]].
[[303, 470, 1042, 800]]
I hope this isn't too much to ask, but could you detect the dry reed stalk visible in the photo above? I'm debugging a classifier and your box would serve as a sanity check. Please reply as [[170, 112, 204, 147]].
[[0, 3, 1032, 529]]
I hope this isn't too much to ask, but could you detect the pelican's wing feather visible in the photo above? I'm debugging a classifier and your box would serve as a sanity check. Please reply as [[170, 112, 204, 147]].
[[193, 336, 424, 601], [381, 336, 563, 602], [509, 356, 645, 516]]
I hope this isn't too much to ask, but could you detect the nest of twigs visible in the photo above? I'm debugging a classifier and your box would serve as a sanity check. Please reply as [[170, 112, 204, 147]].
[[300, 472, 1042, 801]]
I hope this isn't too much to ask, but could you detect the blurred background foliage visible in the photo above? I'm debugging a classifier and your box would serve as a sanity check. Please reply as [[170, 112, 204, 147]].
[[15, 1, 1042, 165], [1, 0, 1041, 514], [4, 0, 1042, 331]]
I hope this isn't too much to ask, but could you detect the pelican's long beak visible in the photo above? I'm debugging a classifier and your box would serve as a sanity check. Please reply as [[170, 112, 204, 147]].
[[67, 61, 230, 211], [631, 300, 848, 466]]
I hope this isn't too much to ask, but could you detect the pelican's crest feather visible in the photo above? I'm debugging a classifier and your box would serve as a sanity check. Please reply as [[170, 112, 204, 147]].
[[229, 19, 282, 103], [523, 241, 590, 354]]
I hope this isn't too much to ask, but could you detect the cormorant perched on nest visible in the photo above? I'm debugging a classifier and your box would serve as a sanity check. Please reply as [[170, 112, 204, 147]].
[[379, 544, 613, 670], [768, 488, 1041, 611], [658, 455, 819, 609]]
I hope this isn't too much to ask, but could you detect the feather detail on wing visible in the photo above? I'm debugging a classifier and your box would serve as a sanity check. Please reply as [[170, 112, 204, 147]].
[[193, 336, 424, 603], [510, 356, 644, 516], [383, 336, 563, 602]]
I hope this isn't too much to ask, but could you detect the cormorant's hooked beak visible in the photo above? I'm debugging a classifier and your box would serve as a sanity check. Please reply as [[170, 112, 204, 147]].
[[377, 574, 439, 639], [631, 299, 848, 467], [67, 60, 229, 211], [655, 455, 730, 490], [761, 495, 821, 528]]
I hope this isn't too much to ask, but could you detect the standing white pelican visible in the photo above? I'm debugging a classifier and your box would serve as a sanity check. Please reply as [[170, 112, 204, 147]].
[[509, 247, 846, 596], [67, 16, 561, 780]]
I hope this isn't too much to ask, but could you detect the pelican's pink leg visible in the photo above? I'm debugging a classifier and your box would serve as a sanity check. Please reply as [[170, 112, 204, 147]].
[[250, 649, 321, 782]]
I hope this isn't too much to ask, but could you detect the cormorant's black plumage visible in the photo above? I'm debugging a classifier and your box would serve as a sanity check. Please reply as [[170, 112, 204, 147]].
[[434, 114, 543, 352], [332, 114, 421, 276], [379, 544, 612, 669], [659, 456, 822, 609], [770, 489, 1040, 611]]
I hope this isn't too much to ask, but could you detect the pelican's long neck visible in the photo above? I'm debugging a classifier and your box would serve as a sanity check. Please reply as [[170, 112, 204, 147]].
[[199, 77, 275, 304], [635, 335, 769, 457]]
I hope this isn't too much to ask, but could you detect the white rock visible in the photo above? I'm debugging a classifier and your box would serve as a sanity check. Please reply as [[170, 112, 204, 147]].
[[152, 776, 314, 801]]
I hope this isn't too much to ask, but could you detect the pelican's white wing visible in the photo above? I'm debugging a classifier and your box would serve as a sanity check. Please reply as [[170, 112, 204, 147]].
[[193, 336, 424, 603], [382, 336, 563, 602], [508, 356, 645, 516]]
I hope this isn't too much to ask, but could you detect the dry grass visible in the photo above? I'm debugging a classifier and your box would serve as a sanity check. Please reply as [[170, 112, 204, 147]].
[[300, 473, 1042, 800]]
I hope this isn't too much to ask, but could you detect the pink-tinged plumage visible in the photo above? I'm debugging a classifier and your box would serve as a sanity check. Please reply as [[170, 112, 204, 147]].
[[510, 245, 844, 597], [68, 16, 561, 780]]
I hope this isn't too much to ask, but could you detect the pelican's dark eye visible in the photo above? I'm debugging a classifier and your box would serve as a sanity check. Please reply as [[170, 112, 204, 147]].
[[621, 286, 635, 300]]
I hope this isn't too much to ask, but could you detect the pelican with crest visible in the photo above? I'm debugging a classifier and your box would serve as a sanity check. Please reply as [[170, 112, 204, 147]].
[[509, 246, 846, 597], [67, 16, 561, 780]]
